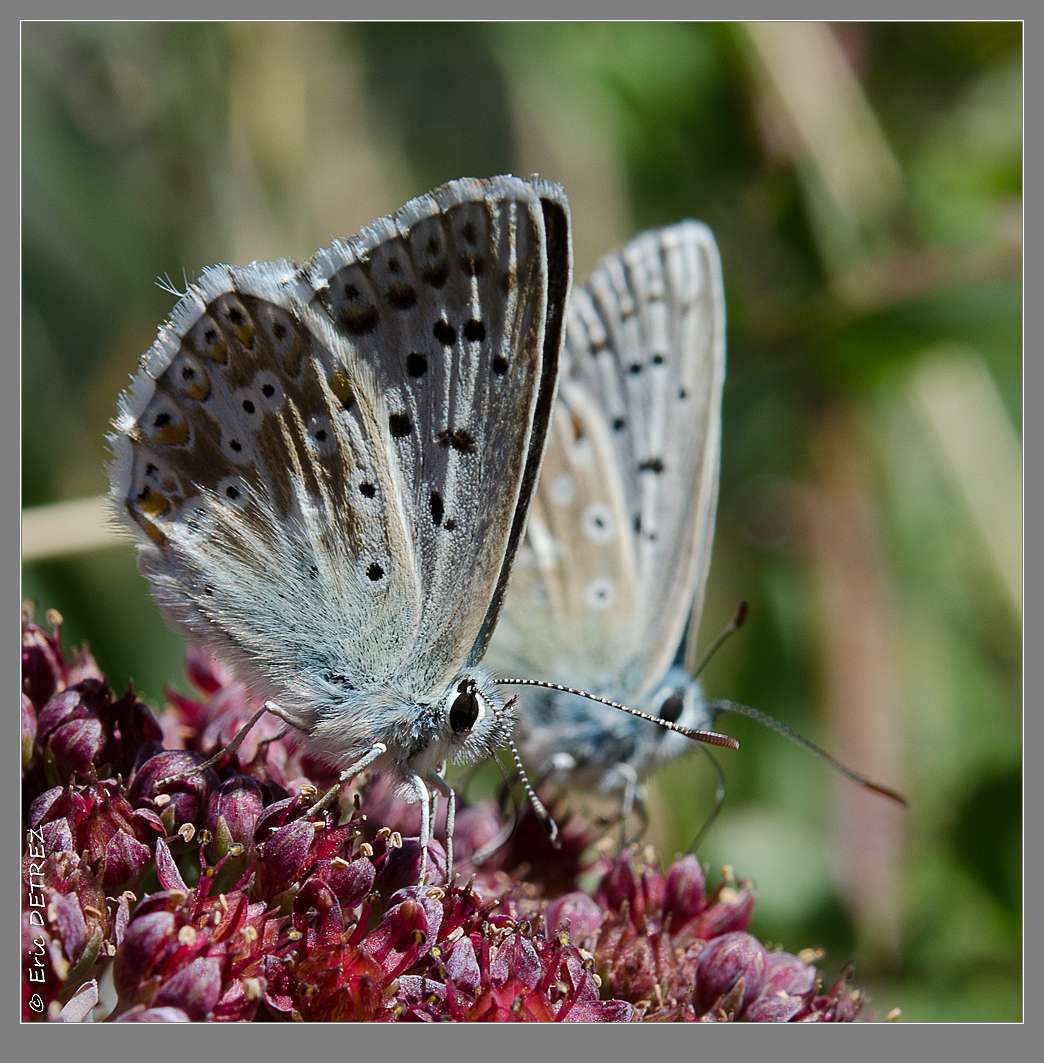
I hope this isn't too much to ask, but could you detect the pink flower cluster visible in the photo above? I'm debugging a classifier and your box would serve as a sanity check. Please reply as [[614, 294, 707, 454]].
[[21, 606, 874, 1023]]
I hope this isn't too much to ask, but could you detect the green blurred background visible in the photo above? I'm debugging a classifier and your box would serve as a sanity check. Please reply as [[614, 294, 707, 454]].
[[22, 23, 1021, 1020]]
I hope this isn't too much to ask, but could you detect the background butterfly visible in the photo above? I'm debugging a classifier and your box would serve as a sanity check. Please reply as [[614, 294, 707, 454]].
[[108, 175, 571, 876], [488, 221, 904, 844]]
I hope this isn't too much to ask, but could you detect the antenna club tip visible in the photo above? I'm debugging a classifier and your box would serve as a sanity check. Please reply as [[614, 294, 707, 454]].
[[734, 601, 750, 628], [866, 782, 909, 807], [682, 727, 740, 751]]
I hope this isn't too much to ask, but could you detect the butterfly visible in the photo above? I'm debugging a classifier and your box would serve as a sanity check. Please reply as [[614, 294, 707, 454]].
[[107, 175, 581, 882], [487, 221, 905, 846]]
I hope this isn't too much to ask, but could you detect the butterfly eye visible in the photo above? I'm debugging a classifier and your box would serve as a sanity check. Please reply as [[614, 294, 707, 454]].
[[449, 682, 482, 734], [659, 694, 686, 724]]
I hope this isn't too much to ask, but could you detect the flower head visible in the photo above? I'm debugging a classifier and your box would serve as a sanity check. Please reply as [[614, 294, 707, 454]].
[[21, 605, 881, 1023]]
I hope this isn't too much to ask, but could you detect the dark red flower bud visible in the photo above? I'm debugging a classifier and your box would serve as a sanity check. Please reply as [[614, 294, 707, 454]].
[[50, 891, 88, 964], [36, 682, 111, 780], [152, 956, 225, 1020], [315, 855, 375, 910], [206, 774, 264, 858], [490, 932, 542, 989], [22, 608, 66, 710], [597, 855, 639, 911], [37, 682, 109, 741], [42, 818, 74, 855], [800, 969, 866, 1022], [101, 832, 151, 891], [21, 694, 37, 771], [362, 894, 442, 978], [596, 852, 665, 928], [129, 751, 215, 827], [114, 910, 178, 1000], [103, 688, 164, 774], [745, 990, 807, 1022], [445, 936, 482, 995], [49, 717, 105, 778], [545, 892, 603, 942], [256, 818, 315, 899], [252, 794, 299, 833], [293, 878, 344, 949], [695, 931, 767, 1016], [760, 950, 816, 998], [693, 879, 755, 938], [212, 977, 267, 1023], [28, 785, 64, 827], [557, 954, 636, 1023], [665, 854, 706, 923]]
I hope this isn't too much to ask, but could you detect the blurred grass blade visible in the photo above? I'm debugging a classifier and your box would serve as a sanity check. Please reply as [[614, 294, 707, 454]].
[[745, 22, 902, 222], [908, 350, 1022, 617], [23, 495, 120, 562]]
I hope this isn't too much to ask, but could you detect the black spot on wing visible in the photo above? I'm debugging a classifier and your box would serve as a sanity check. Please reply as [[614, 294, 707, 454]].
[[389, 413, 412, 438], [433, 319, 456, 346], [437, 428, 477, 454]]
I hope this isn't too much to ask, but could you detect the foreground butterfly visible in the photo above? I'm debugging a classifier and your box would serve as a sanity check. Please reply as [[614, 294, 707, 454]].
[[108, 177, 736, 882], [487, 221, 905, 844]]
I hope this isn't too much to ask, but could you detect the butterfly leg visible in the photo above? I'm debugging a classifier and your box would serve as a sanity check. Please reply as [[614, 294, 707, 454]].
[[622, 787, 650, 848], [407, 773, 431, 886], [158, 701, 298, 788], [304, 742, 388, 820], [614, 763, 640, 848], [427, 768, 455, 882]]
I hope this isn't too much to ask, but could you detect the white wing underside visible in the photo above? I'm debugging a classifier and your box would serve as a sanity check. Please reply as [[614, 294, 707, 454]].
[[490, 222, 725, 702], [108, 176, 571, 725]]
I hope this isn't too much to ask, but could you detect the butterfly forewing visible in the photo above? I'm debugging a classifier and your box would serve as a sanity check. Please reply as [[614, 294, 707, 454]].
[[563, 223, 724, 699], [109, 176, 570, 715]]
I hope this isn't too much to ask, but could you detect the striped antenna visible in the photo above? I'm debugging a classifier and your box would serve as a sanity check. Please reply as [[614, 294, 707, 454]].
[[496, 677, 740, 751], [508, 735, 560, 846]]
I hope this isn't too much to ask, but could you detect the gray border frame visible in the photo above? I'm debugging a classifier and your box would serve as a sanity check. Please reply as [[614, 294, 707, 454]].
[[8, 9, 1030, 1061]]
